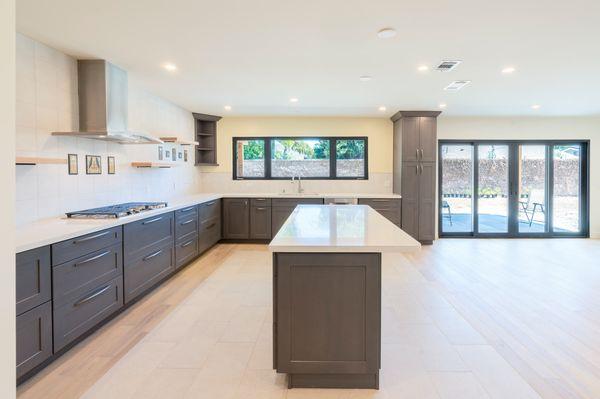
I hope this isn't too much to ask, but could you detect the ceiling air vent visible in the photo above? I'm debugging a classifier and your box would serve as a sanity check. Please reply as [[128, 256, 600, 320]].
[[436, 60, 461, 72], [444, 80, 471, 91]]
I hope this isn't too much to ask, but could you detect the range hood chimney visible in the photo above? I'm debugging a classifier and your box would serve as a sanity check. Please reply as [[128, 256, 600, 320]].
[[53, 60, 162, 144]]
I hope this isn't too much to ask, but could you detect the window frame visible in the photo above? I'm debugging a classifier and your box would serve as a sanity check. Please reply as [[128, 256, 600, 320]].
[[232, 136, 368, 180]]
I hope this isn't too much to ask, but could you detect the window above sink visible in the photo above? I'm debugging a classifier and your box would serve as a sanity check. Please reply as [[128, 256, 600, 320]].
[[233, 136, 368, 180]]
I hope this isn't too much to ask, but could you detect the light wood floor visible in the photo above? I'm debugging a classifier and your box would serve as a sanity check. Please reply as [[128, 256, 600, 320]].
[[17, 239, 600, 399]]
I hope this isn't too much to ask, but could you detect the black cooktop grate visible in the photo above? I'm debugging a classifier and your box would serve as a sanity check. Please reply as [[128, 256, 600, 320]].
[[66, 202, 168, 218]]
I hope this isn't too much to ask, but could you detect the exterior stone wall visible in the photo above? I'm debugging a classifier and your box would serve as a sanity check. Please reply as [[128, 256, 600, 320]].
[[239, 159, 365, 178], [442, 159, 580, 196]]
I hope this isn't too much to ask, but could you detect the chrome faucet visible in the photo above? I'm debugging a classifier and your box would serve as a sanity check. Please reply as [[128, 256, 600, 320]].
[[291, 175, 304, 194]]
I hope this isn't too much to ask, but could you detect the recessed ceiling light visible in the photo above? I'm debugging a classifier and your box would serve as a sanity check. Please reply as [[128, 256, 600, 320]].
[[417, 65, 429, 72], [439, 103, 447, 109], [289, 97, 299, 103], [531, 104, 541, 110], [163, 63, 177, 71], [224, 105, 232, 111], [502, 66, 516, 74], [378, 106, 387, 112], [377, 28, 397, 39], [359, 76, 372, 82]]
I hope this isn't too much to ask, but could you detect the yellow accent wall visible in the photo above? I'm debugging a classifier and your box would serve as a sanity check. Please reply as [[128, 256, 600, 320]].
[[203, 117, 393, 174]]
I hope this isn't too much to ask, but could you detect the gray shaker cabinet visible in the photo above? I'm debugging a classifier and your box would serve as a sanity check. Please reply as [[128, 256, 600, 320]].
[[16, 301, 52, 379], [222, 198, 250, 239], [16, 246, 51, 316], [392, 111, 440, 244], [250, 204, 272, 239]]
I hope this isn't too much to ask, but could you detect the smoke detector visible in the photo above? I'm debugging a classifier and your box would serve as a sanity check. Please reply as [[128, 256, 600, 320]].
[[436, 60, 462, 72], [444, 80, 471, 91]]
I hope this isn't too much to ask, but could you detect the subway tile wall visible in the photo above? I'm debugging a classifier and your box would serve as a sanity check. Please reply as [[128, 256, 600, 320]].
[[15, 34, 199, 226]]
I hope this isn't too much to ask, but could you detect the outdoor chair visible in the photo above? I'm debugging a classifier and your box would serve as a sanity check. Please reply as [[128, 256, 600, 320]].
[[519, 189, 545, 226]]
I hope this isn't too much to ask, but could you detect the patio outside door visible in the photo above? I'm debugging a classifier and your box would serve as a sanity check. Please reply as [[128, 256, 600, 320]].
[[439, 140, 589, 238]]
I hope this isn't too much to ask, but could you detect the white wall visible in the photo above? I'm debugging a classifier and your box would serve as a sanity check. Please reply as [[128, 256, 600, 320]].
[[15, 34, 199, 225], [198, 116, 393, 194], [2, 0, 16, 396], [438, 116, 600, 238]]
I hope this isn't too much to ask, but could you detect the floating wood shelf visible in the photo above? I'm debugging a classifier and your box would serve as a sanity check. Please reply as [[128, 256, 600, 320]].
[[196, 162, 219, 166], [159, 137, 199, 146], [197, 147, 215, 151], [16, 156, 67, 165], [131, 162, 174, 168]]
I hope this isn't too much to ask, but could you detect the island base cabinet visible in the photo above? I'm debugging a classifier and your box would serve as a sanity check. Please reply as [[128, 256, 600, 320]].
[[273, 252, 381, 389], [16, 301, 52, 379], [53, 276, 123, 352]]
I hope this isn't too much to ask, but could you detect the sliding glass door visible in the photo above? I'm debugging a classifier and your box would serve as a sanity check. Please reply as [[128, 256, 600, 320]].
[[439, 140, 588, 238]]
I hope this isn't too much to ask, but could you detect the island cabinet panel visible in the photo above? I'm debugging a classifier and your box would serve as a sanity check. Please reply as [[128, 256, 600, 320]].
[[124, 212, 174, 262], [357, 198, 401, 227], [222, 198, 250, 239], [16, 246, 51, 316], [16, 301, 52, 379], [273, 253, 381, 389], [250, 204, 272, 239], [52, 226, 121, 266], [53, 276, 123, 351]]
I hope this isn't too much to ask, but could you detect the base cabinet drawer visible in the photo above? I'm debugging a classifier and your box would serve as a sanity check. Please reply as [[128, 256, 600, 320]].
[[176, 235, 199, 269], [52, 227, 122, 266], [175, 214, 199, 241], [53, 276, 123, 352], [200, 199, 221, 222], [199, 217, 221, 254], [124, 242, 174, 304], [53, 243, 123, 308], [16, 246, 51, 316], [124, 212, 174, 261], [17, 301, 52, 379]]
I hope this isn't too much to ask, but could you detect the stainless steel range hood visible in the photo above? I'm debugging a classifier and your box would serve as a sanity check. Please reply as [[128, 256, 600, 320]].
[[53, 60, 163, 144]]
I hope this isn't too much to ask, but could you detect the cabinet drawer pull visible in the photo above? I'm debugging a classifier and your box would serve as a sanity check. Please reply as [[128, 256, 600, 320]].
[[142, 217, 163, 225], [255, 207, 267, 211], [73, 231, 111, 244], [181, 240, 195, 248], [143, 249, 163, 261], [205, 201, 216, 206], [371, 199, 390, 202], [205, 222, 217, 230], [74, 250, 111, 267], [74, 285, 111, 307], [180, 206, 195, 213], [180, 219, 194, 226], [254, 198, 266, 201]]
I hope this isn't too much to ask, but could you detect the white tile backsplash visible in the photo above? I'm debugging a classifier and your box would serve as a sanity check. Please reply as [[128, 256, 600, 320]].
[[15, 34, 198, 226]]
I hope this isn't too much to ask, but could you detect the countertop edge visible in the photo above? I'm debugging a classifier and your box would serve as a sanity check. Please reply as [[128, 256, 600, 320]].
[[16, 192, 401, 253]]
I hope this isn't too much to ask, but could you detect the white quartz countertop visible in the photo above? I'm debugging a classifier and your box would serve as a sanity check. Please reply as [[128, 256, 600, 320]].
[[268, 205, 420, 253], [15, 192, 401, 253]]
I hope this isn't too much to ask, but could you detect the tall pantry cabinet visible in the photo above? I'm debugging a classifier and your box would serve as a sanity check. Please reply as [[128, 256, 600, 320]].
[[391, 111, 441, 244]]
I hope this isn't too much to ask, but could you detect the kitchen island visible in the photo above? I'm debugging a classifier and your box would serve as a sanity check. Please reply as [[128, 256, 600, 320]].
[[269, 204, 420, 389]]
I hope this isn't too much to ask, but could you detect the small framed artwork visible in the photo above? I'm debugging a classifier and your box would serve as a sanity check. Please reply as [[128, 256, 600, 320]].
[[86, 155, 102, 174], [165, 148, 171, 159], [171, 148, 177, 161], [158, 146, 164, 161], [68, 154, 78, 175], [107, 156, 116, 174], [178, 151, 182, 159], [184, 149, 188, 162]]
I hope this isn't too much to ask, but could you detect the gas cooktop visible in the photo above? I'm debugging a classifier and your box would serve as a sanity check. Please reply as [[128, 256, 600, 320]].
[[66, 202, 168, 219]]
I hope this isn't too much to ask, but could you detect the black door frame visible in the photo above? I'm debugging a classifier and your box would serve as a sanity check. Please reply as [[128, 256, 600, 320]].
[[438, 139, 590, 238]]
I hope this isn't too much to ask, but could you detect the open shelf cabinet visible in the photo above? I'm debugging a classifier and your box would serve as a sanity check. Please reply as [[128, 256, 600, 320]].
[[193, 113, 221, 166]]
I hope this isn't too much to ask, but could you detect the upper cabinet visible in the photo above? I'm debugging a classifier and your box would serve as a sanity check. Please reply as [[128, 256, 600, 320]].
[[393, 111, 441, 163], [193, 113, 222, 166]]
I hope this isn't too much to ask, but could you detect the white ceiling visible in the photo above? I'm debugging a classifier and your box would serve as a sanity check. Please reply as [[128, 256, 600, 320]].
[[16, 0, 600, 117]]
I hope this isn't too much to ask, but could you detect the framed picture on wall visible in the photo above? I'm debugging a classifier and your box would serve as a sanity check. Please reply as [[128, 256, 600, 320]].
[[107, 156, 116, 174], [86, 155, 102, 174], [68, 154, 78, 175], [171, 148, 177, 161], [158, 146, 164, 160], [184, 149, 188, 162]]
